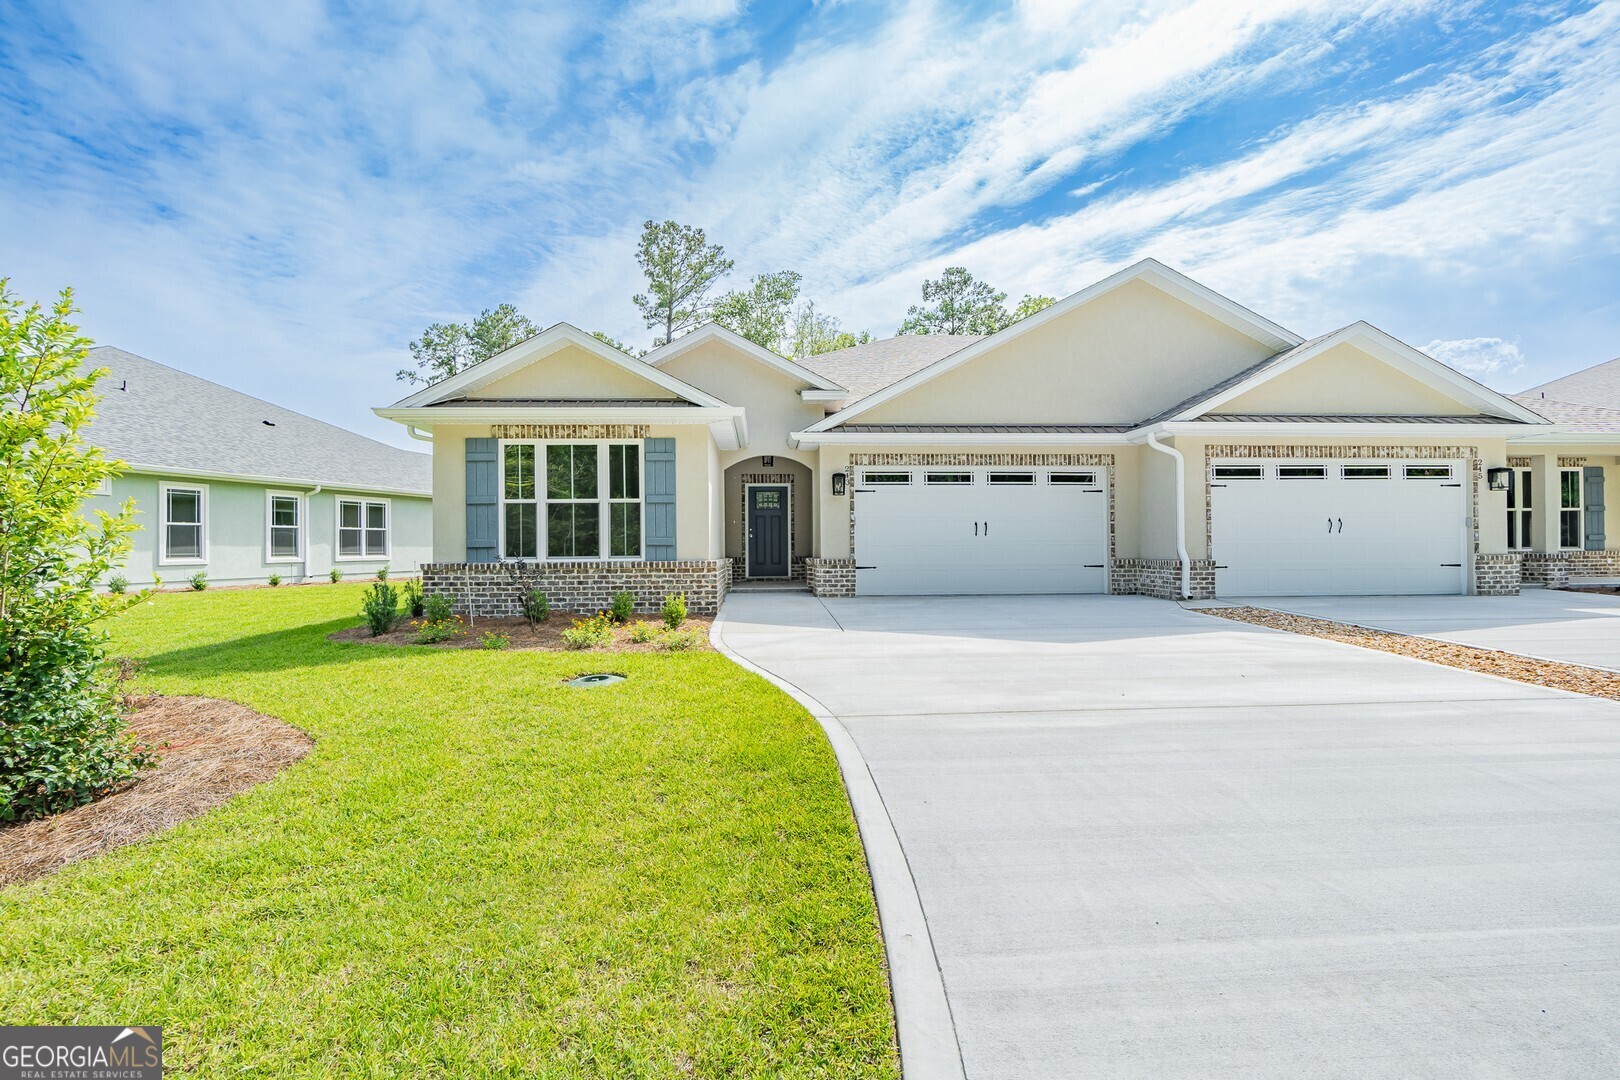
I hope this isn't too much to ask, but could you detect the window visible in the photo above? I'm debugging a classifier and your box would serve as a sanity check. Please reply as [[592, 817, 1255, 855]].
[[1342, 465, 1391, 480], [160, 483, 206, 563], [926, 471, 973, 485], [1561, 469, 1583, 548], [1507, 468, 1532, 550], [338, 498, 389, 558], [987, 471, 1034, 485], [1212, 465, 1264, 480], [267, 493, 302, 560], [1277, 465, 1326, 480], [502, 442, 642, 560], [1404, 465, 1453, 480], [862, 472, 911, 485], [1049, 472, 1097, 485]]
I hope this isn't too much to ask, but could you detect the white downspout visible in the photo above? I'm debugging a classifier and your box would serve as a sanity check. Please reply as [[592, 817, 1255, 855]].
[[406, 425, 433, 443], [1146, 431, 1191, 600]]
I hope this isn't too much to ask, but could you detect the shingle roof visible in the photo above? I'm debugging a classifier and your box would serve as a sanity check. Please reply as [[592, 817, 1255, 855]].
[[1509, 394, 1620, 432], [797, 335, 985, 401], [1519, 358, 1620, 409], [85, 347, 432, 495]]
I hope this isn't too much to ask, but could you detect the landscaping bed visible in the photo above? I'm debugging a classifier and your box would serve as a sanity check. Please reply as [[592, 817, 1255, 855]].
[[328, 612, 713, 652], [1, 695, 311, 886], [1203, 605, 1620, 701]]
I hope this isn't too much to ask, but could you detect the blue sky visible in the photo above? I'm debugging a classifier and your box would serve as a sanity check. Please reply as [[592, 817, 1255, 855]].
[[2, 0, 1616, 448]]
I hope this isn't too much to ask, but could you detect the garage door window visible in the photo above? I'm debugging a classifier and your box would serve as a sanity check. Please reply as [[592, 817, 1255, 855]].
[[987, 472, 1034, 485], [1049, 472, 1097, 485], [862, 472, 910, 485], [1405, 465, 1453, 480], [1213, 465, 1264, 480], [1342, 465, 1391, 480], [1277, 465, 1326, 480], [925, 472, 972, 485], [1560, 470, 1583, 548]]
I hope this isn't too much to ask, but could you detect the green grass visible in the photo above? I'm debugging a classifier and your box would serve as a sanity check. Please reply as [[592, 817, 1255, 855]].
[[0, 585, 898, 1078]]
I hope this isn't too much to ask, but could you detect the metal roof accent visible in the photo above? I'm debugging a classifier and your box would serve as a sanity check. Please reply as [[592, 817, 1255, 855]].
[[1190, 413, 1526, 424], [836, 423, 1136, 434], [427, 397, 697, 408]]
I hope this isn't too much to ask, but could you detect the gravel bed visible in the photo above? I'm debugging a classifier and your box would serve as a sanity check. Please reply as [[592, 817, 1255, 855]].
[[1202, 606, 1620, 701]]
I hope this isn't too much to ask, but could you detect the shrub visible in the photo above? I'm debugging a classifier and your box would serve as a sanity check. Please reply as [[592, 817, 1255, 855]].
[[1, 283, 152, 821], [521, 588, 550, 626], [376, 564, 390, 581], [414, 615, 462, 644], [660, 629, 703, 652], [661, 592, 687, 630], [188, 571, 208, 591], [628, 620, 658, 644], [267, 572, 282, 587], [423, 593, 454, 623], [481, 630, 510, 650], [609, 590, 635, 624], [561, 612, 614, 650], [402, 578, 424, 618], [329, 567, 344, 582], [361, 581, 400, 636], [106, 574, 127, 595]]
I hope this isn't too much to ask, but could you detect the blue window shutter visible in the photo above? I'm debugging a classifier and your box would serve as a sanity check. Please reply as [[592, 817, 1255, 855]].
[[1585, 465, 1606, 551], [644, 437, 676, 560], [466, 438, 498, 563]]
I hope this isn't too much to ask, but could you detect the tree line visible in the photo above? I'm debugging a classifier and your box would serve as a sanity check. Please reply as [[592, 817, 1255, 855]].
[[397, 220, 1056, 385]]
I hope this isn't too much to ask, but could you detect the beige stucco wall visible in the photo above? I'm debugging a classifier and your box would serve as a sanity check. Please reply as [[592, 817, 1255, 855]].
[[1213, 343, 1477, 416], [1505, 446, 1619, 550], [853, 280, 1277, 426], [657, 339, 826, 450], [472, 343, 681, 401]]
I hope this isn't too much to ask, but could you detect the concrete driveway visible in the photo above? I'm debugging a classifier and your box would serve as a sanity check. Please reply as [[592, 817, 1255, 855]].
[[1241, 590, 1620, 671], [716, 593, 1620, 1080]]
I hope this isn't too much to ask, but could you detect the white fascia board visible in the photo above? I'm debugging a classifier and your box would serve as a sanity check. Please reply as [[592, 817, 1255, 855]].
[[123, 463, 428, 499], [799, 389, 848, 401], [790, 430, 1132, 449], [806, 257, 1303, 434], [643, 323, 847, 392], [374, 406, 744, 426], [386, 322, 732, 409], [1152, 421, 1543, 438], [1506, 429, 1620, 445]]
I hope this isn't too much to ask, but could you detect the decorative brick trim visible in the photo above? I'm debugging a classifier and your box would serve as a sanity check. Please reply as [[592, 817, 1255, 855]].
[[422, 560, 731, 616], [1559, 456, 1588, 468], [806, 557, 856, 598], [1473, 552, 1521, 596], [1507, 456, 1532, 468], [491, 424, 649, 439], [1112, 557, 1216, 600]]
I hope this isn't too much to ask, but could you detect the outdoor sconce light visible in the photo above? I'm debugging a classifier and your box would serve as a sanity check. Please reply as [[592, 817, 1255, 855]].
[[1487, 467, 1512, 491], [832, 472, 847, 496]]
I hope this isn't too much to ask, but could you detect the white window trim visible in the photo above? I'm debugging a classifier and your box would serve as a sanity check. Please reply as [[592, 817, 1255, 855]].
[[1559, 468, 1583, 550], [335, 496, 392, 561], [497, 439, 646, 563], [265, 490, 305, 563], [158, 481, 209, 566], [744, 481, 793, 579], [93, 476, 112, 497], [1507, 467, 1533, 551]]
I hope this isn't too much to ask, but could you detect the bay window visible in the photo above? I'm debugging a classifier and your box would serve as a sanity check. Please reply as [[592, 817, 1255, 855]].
[[502, 441, 642, 560]]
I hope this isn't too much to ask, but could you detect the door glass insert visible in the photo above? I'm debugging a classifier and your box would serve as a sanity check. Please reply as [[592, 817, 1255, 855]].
[[754, 489, 781, 509]]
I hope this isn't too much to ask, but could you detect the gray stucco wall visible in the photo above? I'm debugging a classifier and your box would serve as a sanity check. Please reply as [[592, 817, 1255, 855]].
[[89, 472, 432, 587]]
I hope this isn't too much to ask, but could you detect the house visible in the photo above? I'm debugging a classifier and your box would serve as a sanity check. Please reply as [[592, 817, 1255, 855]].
[[374, 259, 1619, 614], [88, 347, 432, 587]]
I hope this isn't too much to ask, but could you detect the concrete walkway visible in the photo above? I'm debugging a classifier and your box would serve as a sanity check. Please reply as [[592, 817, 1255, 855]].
[[1247, 590, 1620, 671], [717, 593, 1620, 1080]]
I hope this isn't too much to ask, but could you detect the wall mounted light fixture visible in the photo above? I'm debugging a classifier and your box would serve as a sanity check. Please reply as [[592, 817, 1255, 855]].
[[831, 472, 847, 496], [1486, 467, 1512, 491]]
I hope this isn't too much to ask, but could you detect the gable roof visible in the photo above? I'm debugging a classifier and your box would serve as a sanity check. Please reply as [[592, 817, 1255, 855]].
[[1155, 322, 1548, 426], [798, 335, 984, 401], [388, 322, 730, 409], [1519, 357, 1620, 409], [807, 258, 1304, 433], [87, 347, 431, 495], [643, 322, 847, 392]]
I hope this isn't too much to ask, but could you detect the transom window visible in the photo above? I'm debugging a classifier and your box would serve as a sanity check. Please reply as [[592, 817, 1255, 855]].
[[160, 483, 206, 563], [925, 472, 973, 485], [503, 442, 641, 560], [1560, 469, 1583, 548], [267, 493, 302, 560], [338, 498, 389, 558]]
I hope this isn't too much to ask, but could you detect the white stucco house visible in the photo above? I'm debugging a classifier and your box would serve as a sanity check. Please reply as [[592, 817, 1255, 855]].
[[374, 259, 1619, 615]]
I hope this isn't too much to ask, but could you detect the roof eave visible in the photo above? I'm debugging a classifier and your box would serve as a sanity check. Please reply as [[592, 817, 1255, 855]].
[[121, 462, 429, 498]]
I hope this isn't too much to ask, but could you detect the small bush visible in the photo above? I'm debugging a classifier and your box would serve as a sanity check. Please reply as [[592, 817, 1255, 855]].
[[481, 630, 510, 650], [376, 564, 391, 581], [660, 629, 703, 652], [106, 574, 128, 595], [628, 620, 658, 643], [361, 581, 400, 636], [562, 612, 614, 650], [660, 592, 687, 629], [188, 571, 208, 591], [423, 593, 454, 623], [402, 578, 424, 618], [414, 615, 462, 644], [267, 572, 282, 587], [521, 588, 550, 626], [609, 590, 636, 624], [329, 568, 344, 582]]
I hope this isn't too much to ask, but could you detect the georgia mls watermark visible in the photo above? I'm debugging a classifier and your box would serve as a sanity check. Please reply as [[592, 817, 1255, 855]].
[[1, 1026, 162, 1079]]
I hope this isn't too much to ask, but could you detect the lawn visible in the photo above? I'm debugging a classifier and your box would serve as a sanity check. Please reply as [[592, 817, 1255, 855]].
[[0, 584, 898, 1078]]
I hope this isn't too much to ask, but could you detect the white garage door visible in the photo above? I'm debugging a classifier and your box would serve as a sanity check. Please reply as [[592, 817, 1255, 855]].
[[1210, 459, 1468, 596], [854, 467, 1109, 595]]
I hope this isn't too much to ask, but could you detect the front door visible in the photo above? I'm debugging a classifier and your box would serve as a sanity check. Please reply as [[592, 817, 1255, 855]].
[[747, 485, 790, 578]]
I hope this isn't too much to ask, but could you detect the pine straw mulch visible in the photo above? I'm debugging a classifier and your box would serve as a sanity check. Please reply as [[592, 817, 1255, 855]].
[[328, 613, 714, 652], [1202, 606, 1620, 701], [0, 695, 313, 887]]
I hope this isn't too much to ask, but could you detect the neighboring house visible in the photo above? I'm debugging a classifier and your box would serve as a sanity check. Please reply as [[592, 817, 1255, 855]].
[[87, 347, 432, 587], [375, 259, 1620, 614]]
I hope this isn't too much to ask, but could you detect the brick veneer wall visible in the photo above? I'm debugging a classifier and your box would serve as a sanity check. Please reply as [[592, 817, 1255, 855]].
[[806, 558, 856, 598], [1521, 550, 1620, 588], [1473, 552, 1521, 596], [1113, 558, 1216, 600], [422, 560, 733, 617]]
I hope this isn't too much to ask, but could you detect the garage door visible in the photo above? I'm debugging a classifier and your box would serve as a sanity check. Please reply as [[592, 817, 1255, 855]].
[[1210, 459, 1467, 596], [854, 467, 1108, 595]]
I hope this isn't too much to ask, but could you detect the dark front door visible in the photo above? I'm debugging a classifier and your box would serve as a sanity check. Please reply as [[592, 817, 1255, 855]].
[[747, 485, 789, 578]]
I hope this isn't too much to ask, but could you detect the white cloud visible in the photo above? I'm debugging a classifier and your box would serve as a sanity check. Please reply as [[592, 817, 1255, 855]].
[[1423, 337, 1526, 377]]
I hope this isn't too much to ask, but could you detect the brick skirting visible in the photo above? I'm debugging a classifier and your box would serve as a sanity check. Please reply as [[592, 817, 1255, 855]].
[[1473, 552, 1521, 595], [422, 560, 733, 617], [806, 558, 856, 598], [1521, 550, 1620, 589], [1113, 557, 1217, 600]]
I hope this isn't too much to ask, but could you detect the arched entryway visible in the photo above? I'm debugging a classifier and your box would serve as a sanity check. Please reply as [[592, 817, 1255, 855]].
[[723, 456, 813, 579]]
